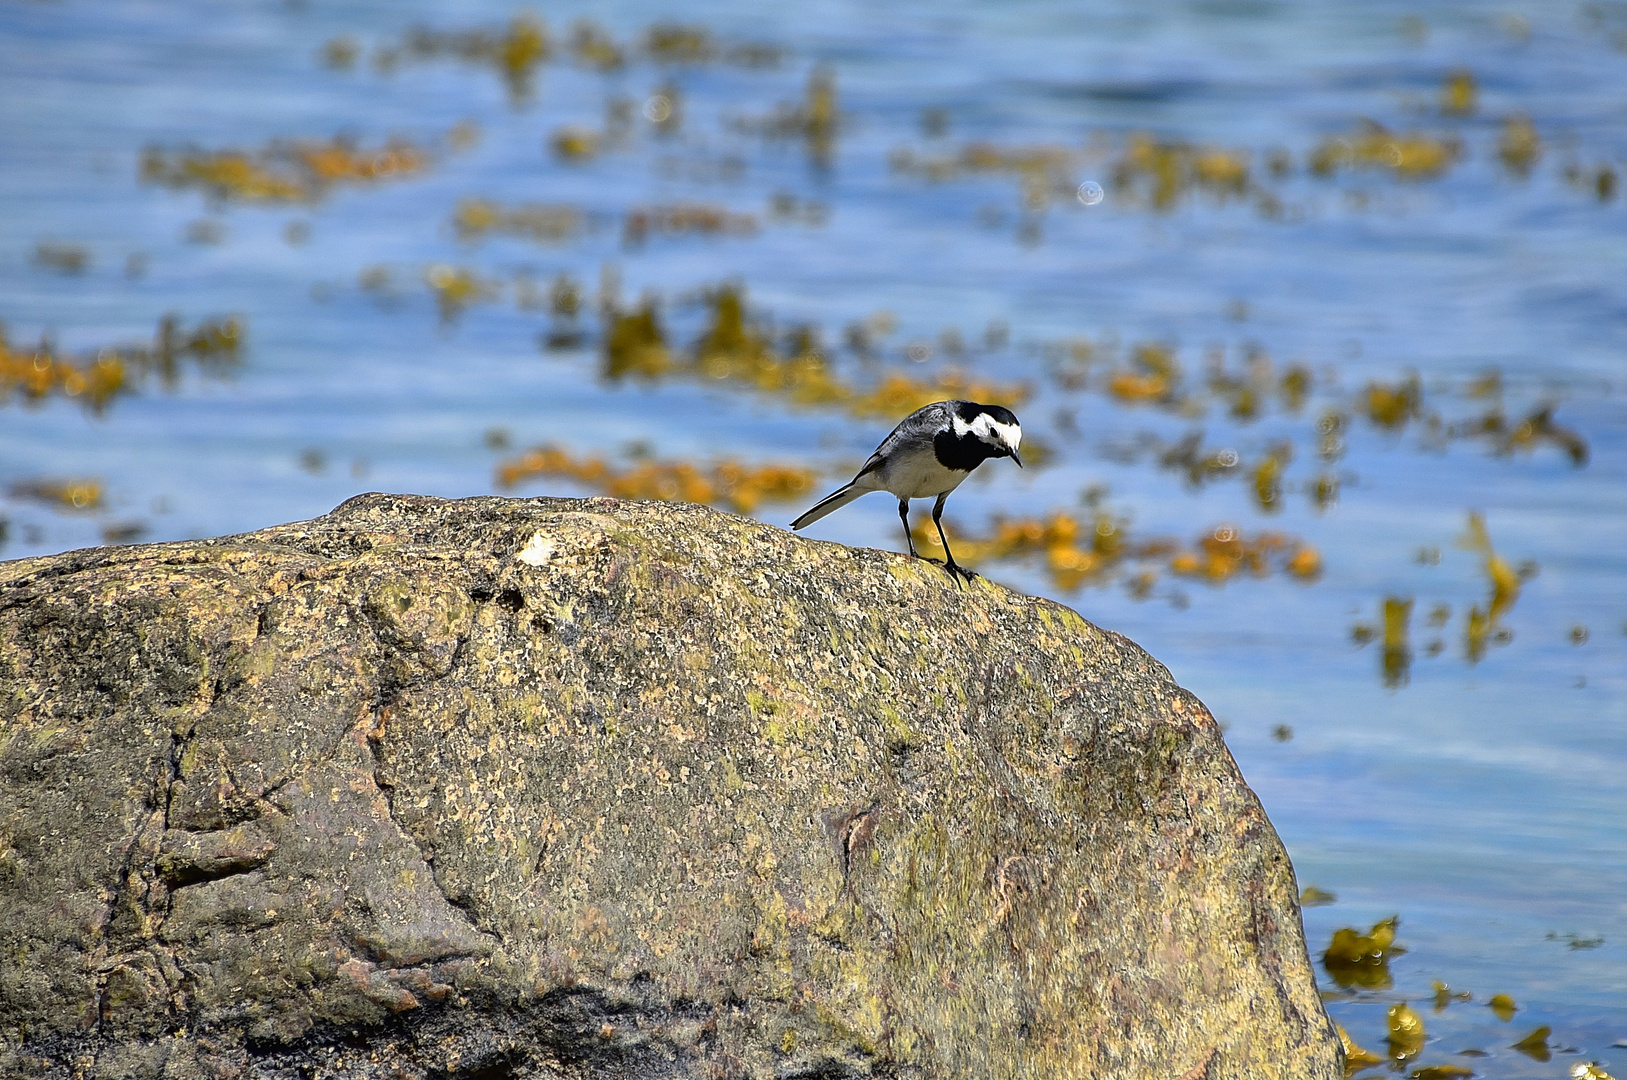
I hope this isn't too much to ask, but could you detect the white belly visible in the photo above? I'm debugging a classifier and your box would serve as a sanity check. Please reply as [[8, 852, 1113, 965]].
[[874, 453, 969, 501]]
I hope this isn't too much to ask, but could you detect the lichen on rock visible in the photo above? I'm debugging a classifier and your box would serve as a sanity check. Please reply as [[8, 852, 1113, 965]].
[[0, 493, 1339, 1078]]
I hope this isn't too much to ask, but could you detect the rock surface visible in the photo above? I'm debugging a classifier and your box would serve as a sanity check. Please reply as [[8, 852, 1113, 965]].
[[0, 493, 1339, 1079]]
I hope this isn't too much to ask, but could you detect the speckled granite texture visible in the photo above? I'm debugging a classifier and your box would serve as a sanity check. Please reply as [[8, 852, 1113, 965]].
[[0, 493, 1339, 1079]]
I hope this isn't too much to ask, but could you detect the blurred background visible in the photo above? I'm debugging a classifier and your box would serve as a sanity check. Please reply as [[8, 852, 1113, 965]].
[[2, 0, 1625, 1073]]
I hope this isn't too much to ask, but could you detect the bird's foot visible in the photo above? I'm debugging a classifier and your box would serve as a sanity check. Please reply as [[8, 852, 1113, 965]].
[[943, 560, 978, 586]]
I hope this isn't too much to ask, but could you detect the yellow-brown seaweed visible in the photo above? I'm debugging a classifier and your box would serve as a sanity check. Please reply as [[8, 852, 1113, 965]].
[[495, 444, 816, 515]]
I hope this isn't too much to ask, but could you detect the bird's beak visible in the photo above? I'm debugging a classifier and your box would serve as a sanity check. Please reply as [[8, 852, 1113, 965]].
[[1011, 450, 1024, 468]]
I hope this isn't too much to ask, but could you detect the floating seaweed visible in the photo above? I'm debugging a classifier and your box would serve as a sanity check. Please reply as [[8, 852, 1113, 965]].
[[1051, 337, 1327, 428], [1487, 993, 1518, 1022], [1511, 1026, 1552, 1062], [1337, 1023, 1385, 1073], [1440, 69, 1478, 116], [1308, 121, 1462, 179], [1498, 114, 1541, 176], [1322, 916, 1404, 990], [551, 126, 603, 161], [768, 191, 830, 226], [452, 198, 585, 244], [1489, 405, 1589, 465], [373, 15, 549, 102], [1563, 160, 1618, 202], [1458, 511, 1523, 661], [494, 444, 816, 515], [564, 19, 624, 70], [1430, 980, 1472, 1011], [425, 265, 502, 323], [640, 23, 779, 67], [1352, 369, 1587, 463], [601, 287, 1027, 421], [0, 315, 243, 415], [7, 479, 103, 513], [1364, 373, 1424, 429], [1112, 133, 1252, 211], [1387, 1004, 1426, 1062], [1408, 1066, 1472, 1079], [733, 66, 839, 168], [891, 140, 1079, 206], [895, 131, 1254, 215], [644, 23, 716, 64], [100, 521, 148, 544], [623, 203, 759, 247], [1148, 432, 1241, 488], [1572, 1064, 1618, 1080], [32, 241, 91, 275], [142, 134, 433, 203], [320, 36, 360, 70], [910, 514, 1320, 594], [1251, 443, 1293, 513], [1381, 596, 1414, 688], [1300, 886, 1337, 906]]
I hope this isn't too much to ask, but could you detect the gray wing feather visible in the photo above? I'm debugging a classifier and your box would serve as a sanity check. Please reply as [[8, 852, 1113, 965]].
[[864, 401, 956, 474]]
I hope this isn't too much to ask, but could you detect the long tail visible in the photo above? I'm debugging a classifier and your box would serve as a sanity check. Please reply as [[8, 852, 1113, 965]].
[[790, 484, 865, 530]]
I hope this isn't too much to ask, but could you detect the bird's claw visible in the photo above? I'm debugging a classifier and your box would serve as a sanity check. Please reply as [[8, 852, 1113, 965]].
[[905, 552, 976, 587]]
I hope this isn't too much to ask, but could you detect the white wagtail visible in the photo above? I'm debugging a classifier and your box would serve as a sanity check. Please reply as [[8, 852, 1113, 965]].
[[791, 400, 1022, 582]]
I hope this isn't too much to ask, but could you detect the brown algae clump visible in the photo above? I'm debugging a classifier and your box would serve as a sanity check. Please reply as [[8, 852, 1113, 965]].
[[912, 514, 1321, 594], [643, 23, 717, 64], [1112, 133, 1252, 210], [142, 134, 433, 203], [425, 265, 502, 322], [602, 300, 672, 379], [1322, 916, 1404, 989], [1336, 1024, 1384, 1071], [1381, 595, 1414, 687], [31, 241, 91, 275], [1386, 1004, 1426, 1062], [0, 316, 243, 415], [1511, 1026, 1553, 1062], [600, 287, 1026, 419], [733, 66, 840, 167], [8, 478, 104, 512], [551, 127, 603, 161], [452, 198, 584, 244], [374, 15, 550, 102], [1308, 121, 1462, 179], [1440, 68, 1478, 115], [623, 203, 759, 246], [1458, 511, 1522, 625], [0, 334, 126, 413], [1499, 114, 1541, 176], [495, 444, 815, 514], [1364, 373, 1424, 428], [1051, 338, 1315, 425]]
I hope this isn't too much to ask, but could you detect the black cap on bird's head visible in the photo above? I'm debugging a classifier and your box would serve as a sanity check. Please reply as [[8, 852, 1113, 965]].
[[952, 400, 1024, 467]]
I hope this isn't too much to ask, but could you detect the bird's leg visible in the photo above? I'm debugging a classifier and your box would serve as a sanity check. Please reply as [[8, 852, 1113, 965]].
[[933, 494, 975, 584], [898, 499, 920, 559]]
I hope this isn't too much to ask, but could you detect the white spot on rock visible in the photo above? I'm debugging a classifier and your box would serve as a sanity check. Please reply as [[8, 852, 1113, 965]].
[[515, 532, 556, 567]]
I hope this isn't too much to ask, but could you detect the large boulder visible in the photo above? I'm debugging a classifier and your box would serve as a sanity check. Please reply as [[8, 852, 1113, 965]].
[[0, 494, 1339, 1079]]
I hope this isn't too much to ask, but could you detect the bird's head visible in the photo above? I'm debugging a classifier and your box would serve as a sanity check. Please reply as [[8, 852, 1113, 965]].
[[953, 402, 1023, 467]]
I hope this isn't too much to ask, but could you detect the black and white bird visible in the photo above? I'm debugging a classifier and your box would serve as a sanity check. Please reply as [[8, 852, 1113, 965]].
[[790, 400, 1022, 582]]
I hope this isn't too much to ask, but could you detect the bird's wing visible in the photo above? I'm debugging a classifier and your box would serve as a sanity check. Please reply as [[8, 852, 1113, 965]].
[[869, 401, 953, 463], [854, 449, 887, 479]]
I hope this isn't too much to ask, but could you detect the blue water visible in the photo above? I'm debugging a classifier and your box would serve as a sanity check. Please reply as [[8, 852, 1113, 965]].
[[3, 1, 1625, 1072]]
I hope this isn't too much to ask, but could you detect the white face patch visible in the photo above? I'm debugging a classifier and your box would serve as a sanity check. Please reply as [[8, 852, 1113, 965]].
[[953, 412, 1022, 452]]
